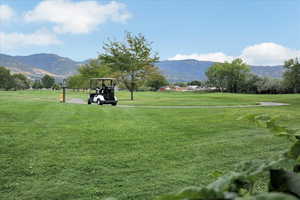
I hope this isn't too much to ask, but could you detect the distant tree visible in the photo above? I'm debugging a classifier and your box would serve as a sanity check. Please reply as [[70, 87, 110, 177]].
[[145, 66, 168, 91], [67, 74, 88, 89], [256, 77, 284, 94], [283, 58, 300, 93], [32, 80, 43, 89], [0, 67, 15, 90], [78, 59, 112, 79], [174, 82, 187, 87], [205, 63, 226, 91], [99, 32, 159, 100], [188, 80, 202, 86], [206, 59, 250, 93], [52, 83, 61, 90], [41, 75, 55, 88], [12, 73, 30, 90], [241, 74, 262, 93]]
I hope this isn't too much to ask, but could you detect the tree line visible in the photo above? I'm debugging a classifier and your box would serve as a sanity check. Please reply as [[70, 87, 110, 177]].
[[0, 66, 58, 90], [206, 58, 300, 94]]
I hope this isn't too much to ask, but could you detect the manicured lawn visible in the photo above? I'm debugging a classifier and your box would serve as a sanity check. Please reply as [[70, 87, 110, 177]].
[[1, 89, 299, 106], [0, 90, 299, 200]]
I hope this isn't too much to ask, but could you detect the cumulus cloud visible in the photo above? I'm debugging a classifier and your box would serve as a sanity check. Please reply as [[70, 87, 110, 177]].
[[240, 42, 300, 66], [169, 52, 234, 63], [0, 29, 61, 50], [0, 4, 14, 22], [24, 0, 131, 34], [169, 43, 300, 66]]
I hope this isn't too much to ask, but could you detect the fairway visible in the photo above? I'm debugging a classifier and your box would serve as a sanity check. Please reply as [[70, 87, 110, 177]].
[[0, 91, 299, 200]]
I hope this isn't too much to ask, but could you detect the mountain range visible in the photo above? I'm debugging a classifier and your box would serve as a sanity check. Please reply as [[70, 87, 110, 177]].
[[0, 53, 285, 82]]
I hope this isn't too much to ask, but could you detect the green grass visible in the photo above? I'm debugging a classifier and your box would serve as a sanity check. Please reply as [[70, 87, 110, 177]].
[[0, 90, 299, 200], [2, 89, 299, 106]]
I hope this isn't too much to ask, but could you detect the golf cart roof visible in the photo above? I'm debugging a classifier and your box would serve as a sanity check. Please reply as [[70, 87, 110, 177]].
[[89, 78, 116, 80]]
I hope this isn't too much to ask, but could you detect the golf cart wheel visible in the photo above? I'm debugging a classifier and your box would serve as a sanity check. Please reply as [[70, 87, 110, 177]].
[[88, 99, 92, 104], [97, 99, 103, 105], [112, 102, 117, 106]]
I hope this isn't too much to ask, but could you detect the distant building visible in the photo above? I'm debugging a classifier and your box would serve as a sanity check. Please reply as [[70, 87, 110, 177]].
[[159, 86, 171, 91]]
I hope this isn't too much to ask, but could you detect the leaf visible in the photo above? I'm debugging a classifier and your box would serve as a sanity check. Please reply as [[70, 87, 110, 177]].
[[294, 164, 300, 173], [209, 170, 224, 179], [236, 192, 298, 200], [269, 169, 300, 198], [237, 114, 257, 122], [287, 141, 300, 160]]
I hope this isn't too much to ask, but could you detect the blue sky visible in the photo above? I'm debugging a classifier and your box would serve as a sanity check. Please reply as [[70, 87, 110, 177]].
[[0, 0, 299, 65]]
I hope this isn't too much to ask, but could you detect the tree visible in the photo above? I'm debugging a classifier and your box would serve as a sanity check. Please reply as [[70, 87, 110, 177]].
[[241, 74, 262, 93], [145, 67, 168, 91], [41, 75, 55, 89], [99, 32, 159, 100], [256, 77, 284, 94], [205, 63, 227, 91], [78, 59, 112, 79], [174, 82, 187, 87], [206, 59, 250, 93], [0, 67, 15, 90], [188, 80, 202, 86], [67, 74, 88, 89], [32, 80, 43, 89], [283, 58, 300, 93], [12, 74, 30, 90], [52, 83, 61, 90]]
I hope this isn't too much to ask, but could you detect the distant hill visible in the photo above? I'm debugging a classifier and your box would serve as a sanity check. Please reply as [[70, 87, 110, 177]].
[[155, 59, 214, 82], [155, 59, 284, 82], [250, 65, 285, 79], [0, 53, 284, 81], [0, 53, 83, 79]]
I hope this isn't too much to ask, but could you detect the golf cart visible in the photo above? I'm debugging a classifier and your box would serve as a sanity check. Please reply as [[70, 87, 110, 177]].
[[88, 78, 118, 106]]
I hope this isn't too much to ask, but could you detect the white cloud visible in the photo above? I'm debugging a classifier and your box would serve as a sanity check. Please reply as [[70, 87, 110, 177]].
[[169, 52, 234, 63], [24, 0, 131, 34], [0, 29, 61, 50], [240, 42, 300, 66], [169, 43, 300, 66], [0, 4, 14, 22]]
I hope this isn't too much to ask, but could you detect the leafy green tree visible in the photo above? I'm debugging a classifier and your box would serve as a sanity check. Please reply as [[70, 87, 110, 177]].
[[206, 63, 227, 92], [99, 32, 159, 100], [67, 74, 88, 89], [241, 74, 262, 93], [78, 59, 112, 79], [206, 59, 250, 93], [32, 80, 43, 89], [12, 73, 30, 90], [145, 66, 168, 91], [0, 66, 15, 90], [68, 59, 112, 89], [52, 83, 61, 90], [283, 58, 300, 93], [174, 82, 187, 87], [188, 80, 202, 86], [41, 75, 55, 89], [256, 77, 284, 94]]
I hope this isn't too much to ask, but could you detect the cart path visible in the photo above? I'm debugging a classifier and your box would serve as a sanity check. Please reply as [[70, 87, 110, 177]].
[[67, 98, 86, 104], [67, 98, 289, 108]]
